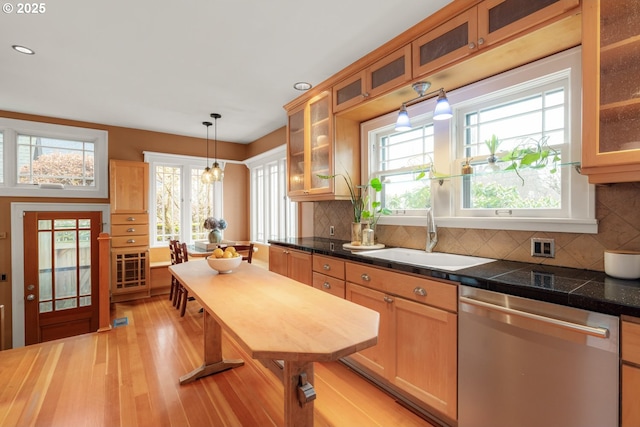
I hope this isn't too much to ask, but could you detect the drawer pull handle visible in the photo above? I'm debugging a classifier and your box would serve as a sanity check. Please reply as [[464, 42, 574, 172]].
[[413, 287, 427, 297], [323, 264, 331, 271], [127, 239, 136, 244], [127, 217, 136, 221], [127, 228, 135, 232], [361, 273, 370, 281], [323, 282, 331, 289], [383, 296, 394, 303]]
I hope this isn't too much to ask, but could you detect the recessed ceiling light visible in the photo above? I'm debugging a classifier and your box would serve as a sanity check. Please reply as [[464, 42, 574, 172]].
[[293, 82, 312, 91], [12, 45, 35, 55]]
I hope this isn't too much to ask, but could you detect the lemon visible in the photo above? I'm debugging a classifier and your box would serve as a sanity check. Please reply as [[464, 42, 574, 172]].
[[212, 248, 224, 258], [225, 246, 236, 253], [222, 251, 234, 258]]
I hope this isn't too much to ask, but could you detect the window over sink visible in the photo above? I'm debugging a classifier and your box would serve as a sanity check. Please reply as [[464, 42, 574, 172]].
[[362, 47, 596, 233]]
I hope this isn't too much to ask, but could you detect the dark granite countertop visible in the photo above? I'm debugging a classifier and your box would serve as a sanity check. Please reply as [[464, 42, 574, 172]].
[[268, 237, 640, 318]]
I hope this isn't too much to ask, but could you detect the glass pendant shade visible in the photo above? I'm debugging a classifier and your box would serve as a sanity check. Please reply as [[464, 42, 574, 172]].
[[211, 162, 224, 181], [395, 104, 411, 131], [433, 90, 453, 121], [201, 166, 214, 184]]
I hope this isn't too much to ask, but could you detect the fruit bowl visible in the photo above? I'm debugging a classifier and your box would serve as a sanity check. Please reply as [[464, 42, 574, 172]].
[[206, 255, 242, 273]]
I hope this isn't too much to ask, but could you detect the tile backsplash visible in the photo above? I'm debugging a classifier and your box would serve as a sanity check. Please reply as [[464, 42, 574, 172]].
[[313, 182, 640, 271]]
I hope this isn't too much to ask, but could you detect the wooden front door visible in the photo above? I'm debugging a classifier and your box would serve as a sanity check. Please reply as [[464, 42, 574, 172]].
[[23, 211, 101, 345]]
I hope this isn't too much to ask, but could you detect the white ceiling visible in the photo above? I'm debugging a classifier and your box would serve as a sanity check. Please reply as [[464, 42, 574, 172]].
[[0, 0, 451, 143]]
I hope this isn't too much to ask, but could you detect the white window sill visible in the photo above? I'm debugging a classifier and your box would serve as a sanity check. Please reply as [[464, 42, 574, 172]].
[[436, 217, 598, 234]]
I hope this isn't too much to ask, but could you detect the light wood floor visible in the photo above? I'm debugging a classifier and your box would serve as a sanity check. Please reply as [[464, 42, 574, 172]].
[[0, 294, 436, 427]]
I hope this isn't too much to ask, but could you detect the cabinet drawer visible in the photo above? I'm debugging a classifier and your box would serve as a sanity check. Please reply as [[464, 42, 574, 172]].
[[112, 223, 148, 236], [111, 213, 149, 225], [313, 254, 345, 280], [312, 272, 345, 299], [346, 262, 457, 313], [622, 318, 640, 365], [111, 235, 149, 248]]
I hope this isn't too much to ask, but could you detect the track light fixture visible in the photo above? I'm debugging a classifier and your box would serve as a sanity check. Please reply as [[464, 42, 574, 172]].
[[395, 82, 452, 131]]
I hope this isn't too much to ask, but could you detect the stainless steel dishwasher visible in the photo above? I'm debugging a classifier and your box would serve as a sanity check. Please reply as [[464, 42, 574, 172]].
[[458, 286, 619, 427]]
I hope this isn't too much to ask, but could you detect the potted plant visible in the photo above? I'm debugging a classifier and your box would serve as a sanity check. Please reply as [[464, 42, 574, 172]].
[[204, 216, 227, 243], [500, 135, 560, 185], [485, 134, 501, 169], [317, 171, 364, 242]]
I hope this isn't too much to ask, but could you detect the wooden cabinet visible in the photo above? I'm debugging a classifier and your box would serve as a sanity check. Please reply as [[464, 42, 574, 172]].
[[345, 262, 458, 421], [268, 245, 312, 286], [581, 0, 640, 183], [286, 91, 361, 202], [109, 160, 150, 301], [622, 316, 640, 426], [287, 92, 334, 199], [333, 45, 412, 113], [109, 160, 149, 213], [413, 0, 578, 78], [312, 254, 346, 298]]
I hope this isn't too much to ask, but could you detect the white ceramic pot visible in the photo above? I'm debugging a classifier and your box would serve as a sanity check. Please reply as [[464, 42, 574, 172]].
[[604, 250, 640, 280]]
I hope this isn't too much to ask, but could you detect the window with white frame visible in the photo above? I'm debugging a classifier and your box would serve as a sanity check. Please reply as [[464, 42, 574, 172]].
[[246, 146, 297, 243], [0, 118, 108, 197], [362, 47, 596, 233], [144, 151, 223, 245]]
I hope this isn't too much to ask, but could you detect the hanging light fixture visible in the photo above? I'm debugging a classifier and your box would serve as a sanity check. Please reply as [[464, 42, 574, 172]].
[[395, 82, 452, 131], [210, 113, 224, 182], [201, 121, 214, 184]]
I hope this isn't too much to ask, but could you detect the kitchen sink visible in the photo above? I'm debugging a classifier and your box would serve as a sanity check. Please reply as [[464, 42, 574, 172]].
[[356, 248, 496, 271]]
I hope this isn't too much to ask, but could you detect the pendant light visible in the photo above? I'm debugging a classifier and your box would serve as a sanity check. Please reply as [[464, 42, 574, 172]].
[[201, 121, 214, 184], [210, 113, 224, 182], [395, 82, 452, 131]]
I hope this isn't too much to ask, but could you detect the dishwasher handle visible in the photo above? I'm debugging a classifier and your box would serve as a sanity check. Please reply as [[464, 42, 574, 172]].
[[460, 296, 610, 339]]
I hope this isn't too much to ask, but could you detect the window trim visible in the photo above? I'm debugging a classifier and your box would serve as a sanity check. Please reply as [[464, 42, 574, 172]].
[[0, 118, 108, 198], [362, 46, 597, 234], [144, 151, 229, 246]]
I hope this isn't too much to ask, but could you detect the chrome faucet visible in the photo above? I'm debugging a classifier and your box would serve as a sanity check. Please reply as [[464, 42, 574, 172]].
[[426, 207, 438, 253]]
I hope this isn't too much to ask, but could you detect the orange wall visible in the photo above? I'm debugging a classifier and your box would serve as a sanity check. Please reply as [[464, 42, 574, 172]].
[[0, 109, 285, 348]]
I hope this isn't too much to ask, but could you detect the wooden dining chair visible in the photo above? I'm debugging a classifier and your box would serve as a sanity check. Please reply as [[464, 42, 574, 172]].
[[175, 242, 191, 317], [233, 244, 254, 264], [168, 239, 179, 303]]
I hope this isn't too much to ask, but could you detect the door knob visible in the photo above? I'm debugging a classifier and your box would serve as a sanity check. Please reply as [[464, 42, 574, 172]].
[[26, 294, 35, 301]]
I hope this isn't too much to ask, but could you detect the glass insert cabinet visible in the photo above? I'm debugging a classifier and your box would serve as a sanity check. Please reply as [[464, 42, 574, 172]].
[[582, 0, 640, 183]]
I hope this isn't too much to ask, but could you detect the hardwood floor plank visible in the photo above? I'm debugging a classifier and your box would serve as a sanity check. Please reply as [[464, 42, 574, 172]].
[[0, 295, 437, 427]]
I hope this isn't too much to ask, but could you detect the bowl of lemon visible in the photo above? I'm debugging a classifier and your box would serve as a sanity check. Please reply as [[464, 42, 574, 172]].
[[206, 246, 243, 273]]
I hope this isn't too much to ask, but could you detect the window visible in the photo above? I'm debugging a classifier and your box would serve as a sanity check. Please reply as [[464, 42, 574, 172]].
[[362, 47, 596, 233], [0, 118, 108, 197], [246, 146, 297, 243], [144, 152, 223, 245]]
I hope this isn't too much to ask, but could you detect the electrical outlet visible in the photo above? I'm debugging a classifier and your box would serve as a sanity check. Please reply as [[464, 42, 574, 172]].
[[329, 225, 335, 236], [531, 238, 555, 258], [0, 273, 7, 281]]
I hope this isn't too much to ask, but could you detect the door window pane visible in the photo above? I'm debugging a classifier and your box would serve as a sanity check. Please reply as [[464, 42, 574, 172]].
[[155, 165, 181, 243]]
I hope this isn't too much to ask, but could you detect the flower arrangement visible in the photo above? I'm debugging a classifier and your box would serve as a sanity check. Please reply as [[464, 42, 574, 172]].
[[204, 217, 227, 231]]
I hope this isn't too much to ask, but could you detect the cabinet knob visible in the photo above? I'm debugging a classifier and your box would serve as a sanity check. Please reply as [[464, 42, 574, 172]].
[[323, 264, 330, 271], [127, 239, 136, 244], [127, 217, 136, 221], [468, 41, 476, 49], [361, 273, 370, 281], [413, 287, 427, 297], [362, 92, 369, 98], [127, 228, 135, 232], [383, 296, 394, 303], [323, 282, 331, 289], [478, 37, 485, 46]]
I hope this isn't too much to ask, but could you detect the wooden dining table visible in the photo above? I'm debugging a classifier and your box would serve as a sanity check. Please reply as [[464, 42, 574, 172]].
[[169, 259, 379, 427]]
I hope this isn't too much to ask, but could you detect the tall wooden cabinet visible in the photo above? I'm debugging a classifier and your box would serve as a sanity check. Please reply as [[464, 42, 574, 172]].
[[109, 160, 151, 302], [344, 262, 458, 422], [581, 0, 640, 183], [622, 316, 640, 427]]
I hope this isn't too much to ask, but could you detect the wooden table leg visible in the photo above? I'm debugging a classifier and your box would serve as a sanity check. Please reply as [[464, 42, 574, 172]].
[[179, 310, 244, 385], [283, 361, 315, 427]]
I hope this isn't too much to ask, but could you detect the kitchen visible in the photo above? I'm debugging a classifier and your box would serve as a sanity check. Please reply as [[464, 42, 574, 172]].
[[2, 0, 640, 426]]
